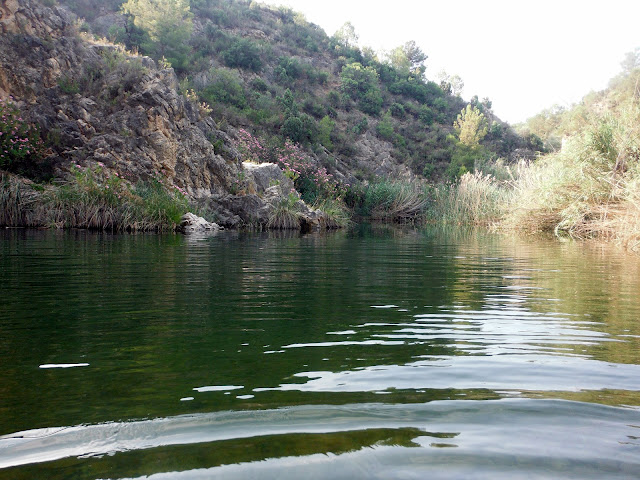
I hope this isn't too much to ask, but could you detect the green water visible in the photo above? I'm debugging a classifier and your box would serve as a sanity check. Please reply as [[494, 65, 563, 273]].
[[0, 227, 639, 479]]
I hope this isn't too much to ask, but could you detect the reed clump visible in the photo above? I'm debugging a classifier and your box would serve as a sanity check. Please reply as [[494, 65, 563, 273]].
[[267, 192, 302, 229], [313, 198, 352, 228], [347, 180, 429, 222], [427, 171, 507, 225], [1, 164, 189, 231], [501, 103, 640, 249]]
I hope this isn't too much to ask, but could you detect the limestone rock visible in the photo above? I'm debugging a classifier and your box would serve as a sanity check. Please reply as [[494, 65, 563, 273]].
[[353, 131, 413, 180], [0, 0, 241, 196], [179, 212, 222, 233], [242, 161, 293, 194]]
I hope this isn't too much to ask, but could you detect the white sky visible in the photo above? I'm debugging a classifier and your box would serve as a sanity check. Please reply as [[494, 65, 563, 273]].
[[259, 0, 640, 124]]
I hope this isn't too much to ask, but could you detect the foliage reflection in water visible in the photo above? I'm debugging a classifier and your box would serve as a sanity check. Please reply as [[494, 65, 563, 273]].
[[0, 226, 639, 479]]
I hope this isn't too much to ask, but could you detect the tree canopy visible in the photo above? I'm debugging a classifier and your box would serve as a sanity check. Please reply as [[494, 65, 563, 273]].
[[121, 0, 193, 70], [454, 104, 488, 148]]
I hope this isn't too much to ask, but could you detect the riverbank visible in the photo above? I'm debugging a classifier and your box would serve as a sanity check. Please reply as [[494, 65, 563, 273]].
[[0, 168, 349, 232], [4, 165, 640, 252]]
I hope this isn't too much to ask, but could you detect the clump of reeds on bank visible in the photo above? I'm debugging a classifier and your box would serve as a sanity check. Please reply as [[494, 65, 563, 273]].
[[267, 192, 352, 230], [313, 198, 352, 228], [426, 170, 508, 226], [267, 191, 302, 229], [1, 164, 190, 231], [346, 180, 429, 223], [501, 104, 640, 250]]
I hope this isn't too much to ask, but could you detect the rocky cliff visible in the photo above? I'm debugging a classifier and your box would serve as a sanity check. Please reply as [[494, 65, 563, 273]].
[[0, 0, 330, 229]]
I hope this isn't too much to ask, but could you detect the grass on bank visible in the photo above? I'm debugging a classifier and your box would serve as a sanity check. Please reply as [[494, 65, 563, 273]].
[[346, 180, 429, 222], [1, 165, 189, 231], [501, 104, 640, 249], [421, 100, 640, 250]]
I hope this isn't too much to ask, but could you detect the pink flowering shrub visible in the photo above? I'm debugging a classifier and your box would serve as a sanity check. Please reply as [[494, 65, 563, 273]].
[[0, 98, 44, 170], [236, 129, 344, 202]]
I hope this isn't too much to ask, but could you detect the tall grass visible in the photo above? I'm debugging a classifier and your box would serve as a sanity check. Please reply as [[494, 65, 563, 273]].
[[313, 198, 352, 228], [348, 180, 428, 222], [0, 174, 48, 227], [501, 102, 640, 249], [1, 166, 189, 231], [426, 171, 507, 225], [267, 192, 301, 229]]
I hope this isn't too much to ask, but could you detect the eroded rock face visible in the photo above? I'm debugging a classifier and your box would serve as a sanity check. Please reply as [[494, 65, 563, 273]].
[[242, 161, 294, 194], [0, 0, 338, 230], [0, 0, 241, 195], [353, 131, 414, 180]]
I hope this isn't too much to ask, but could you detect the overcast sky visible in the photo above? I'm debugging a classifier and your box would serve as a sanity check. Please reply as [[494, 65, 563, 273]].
[[259, 0, 640, 124]]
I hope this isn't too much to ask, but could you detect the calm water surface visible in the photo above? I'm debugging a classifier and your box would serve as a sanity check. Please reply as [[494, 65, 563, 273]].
[[0, 226, 639, 479]]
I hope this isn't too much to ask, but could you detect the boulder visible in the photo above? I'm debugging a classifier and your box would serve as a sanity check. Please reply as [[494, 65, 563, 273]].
[[179, 212, 222, 233], [242, 161, 293, 194]]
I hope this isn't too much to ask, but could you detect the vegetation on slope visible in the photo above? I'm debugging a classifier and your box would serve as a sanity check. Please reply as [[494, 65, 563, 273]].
[[59, 0, 534, 182], [430, 56, 640, 250]]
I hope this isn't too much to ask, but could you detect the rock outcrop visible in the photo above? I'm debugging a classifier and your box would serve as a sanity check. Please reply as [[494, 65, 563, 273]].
[[0, 0, 333, 230], [178, 212, 222, 233]]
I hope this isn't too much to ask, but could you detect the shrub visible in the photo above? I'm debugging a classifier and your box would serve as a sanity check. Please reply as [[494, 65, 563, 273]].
[[359, 89, 383, 116], [327, 90, 341, 107], [236, 129, 342, 203], [200, 69, 247, 109], [0, 98, 45, 172], [340, 62, 383, 115], [221, 37, 263, 72], [390, 102, 406, 119], [418, 105, 434, 125], [376, 113, 395, 142], [58, 76, 80, 94], [249, 77, 269, 93], [281, 116, 304, 142], [352, 117, 368, 135], [303, 99, 325, 118], [317, 115, 334, 150], [277, 56, 303, 79]]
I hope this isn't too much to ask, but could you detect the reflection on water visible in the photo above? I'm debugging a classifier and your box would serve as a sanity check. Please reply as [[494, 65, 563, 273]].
[[1, 226, 640, 479]]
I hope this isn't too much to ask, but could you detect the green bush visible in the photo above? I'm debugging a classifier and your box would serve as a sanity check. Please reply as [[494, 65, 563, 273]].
[[58, 76, 80, 94], [340, 62, 383, 115], [390, 103, 406, 119], [249, 77, 269, 93], [359, 89, 383, 116], [317, 115, 334, 150], [352, 117, 368, 135], [303, 99, 325, 118], [418, 105, 434, 125], [221, 37, 263, 72], [0, 98, 44, 172], [281, 116, 304, 142], [281, 113, 316, 144], [376, 113, 395, 141], [200, 69, 247, 109], [278, 56, 303, 79]]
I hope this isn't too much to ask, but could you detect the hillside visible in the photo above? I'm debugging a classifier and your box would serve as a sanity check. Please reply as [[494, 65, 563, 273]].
[[0, 0, 538, 230]]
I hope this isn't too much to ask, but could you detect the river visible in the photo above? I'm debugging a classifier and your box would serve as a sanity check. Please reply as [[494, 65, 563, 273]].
[[1, 226, 639, 479]]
